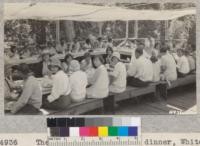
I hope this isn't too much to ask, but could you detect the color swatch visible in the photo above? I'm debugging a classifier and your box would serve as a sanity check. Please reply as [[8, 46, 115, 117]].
[[47, 117, 140, 137]]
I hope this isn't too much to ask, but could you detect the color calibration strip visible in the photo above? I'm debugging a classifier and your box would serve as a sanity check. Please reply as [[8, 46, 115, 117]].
[[47, 117, 140, 137]]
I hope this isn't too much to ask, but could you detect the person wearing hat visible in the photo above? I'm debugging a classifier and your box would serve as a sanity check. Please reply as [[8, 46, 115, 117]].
[[87, 55, 109, 98], [10, 63, 42, 115], [43, 58, 71, 109], [69, 60, 88, 102], [34, 49, 51, 77], [109, 52, 127, 93], [127, 48, 153, 87]]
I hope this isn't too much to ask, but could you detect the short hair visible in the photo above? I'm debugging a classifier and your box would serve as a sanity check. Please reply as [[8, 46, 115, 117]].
[[17, 63, 32, 75], [93, 55, 105, 64], [108, 37, 112, 42], [135, 48, 143, 55], [86, 38, 90, 44], [106, 46, 113, 54], [184, 49, 190, 56], [138, 42, 145, 47], [160, 45, 169, 53], [177, 49, 185, 54], [154, 42, 160, 49], [64, 54, 73, 62], [97, 37, 102, 41], [10, 45, 16, 53], [83, 52, 91, 58]]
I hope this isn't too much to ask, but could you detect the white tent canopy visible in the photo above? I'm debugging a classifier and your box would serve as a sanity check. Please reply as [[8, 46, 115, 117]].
[[4, 3, 196, 21]]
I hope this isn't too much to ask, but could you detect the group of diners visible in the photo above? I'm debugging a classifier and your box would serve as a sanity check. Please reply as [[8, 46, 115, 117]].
[[5, 41, 196, 115], [4, 36, 113, 62]]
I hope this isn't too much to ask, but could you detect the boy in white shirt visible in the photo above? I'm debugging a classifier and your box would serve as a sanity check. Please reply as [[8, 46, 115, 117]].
[[150, 51, 161, 82], [69, 60, 88, 102], [127, 48, 153, 87], [87, 55, 109, 98], [109, 52, 127, 93], [176, 49, 190, 77], [43, 58, 71, 109], [160, 46, 177, 81]]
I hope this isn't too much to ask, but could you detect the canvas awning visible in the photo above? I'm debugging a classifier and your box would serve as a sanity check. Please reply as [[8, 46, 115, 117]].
[[4, 3, 196, 21]]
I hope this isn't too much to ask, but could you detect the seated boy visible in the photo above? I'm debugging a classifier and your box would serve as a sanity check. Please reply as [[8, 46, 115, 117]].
[[87, 55, 109, 98], [43, 58, 71, 109], [69, 60, 88, 102], [127, 48, 153, 87], [109, 52, 127, 93], [160, 46, 177, 81], [176, 49, 190, 77], [10, 64, 42, 115]]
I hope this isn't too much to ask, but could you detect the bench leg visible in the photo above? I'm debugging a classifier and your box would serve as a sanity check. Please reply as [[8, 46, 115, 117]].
[[155, 85, 161, 100], [157, 83, 168, 100], [103, 95, 115, 115]]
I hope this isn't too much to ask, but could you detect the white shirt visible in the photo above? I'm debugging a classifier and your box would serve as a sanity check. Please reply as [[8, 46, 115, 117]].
[[48, 70, 71, 102], [177, 55, 190, 74], [109, 62, 127, 93], [161, 53, 177, 81], [87, 65, 109, 98], [69, 71, 88, 102], [152, 60, 161, 82], [128, 56, 153, 82], [130, 48, 136, 64], [143, 49, 152, 59], [187, 55, 196, 71]]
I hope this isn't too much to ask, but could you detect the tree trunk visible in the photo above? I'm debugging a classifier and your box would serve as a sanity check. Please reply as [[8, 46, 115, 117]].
[[64, 20, 75, 42]]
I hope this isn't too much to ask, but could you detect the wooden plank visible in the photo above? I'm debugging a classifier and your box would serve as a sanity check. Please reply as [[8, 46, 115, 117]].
[[168, 74, 196, 89], [130, 85, 155, 97], [145, 102, 174, 112], [47, 98, 103, 115]]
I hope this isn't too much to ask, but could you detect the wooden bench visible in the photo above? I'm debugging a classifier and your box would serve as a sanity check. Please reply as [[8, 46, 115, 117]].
[[103, 82, 161, 114], [41, 74, 196, 115], [168, 74, 196, 89], [43, 98, 104, 115], [156, 74, 196, 99]]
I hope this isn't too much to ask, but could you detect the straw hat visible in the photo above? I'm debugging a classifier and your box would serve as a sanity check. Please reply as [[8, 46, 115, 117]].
[[48, 58, 62, 69], [42, 49, 51, 55], [69, 60, 80, 72], [112, 52, 121, 60]]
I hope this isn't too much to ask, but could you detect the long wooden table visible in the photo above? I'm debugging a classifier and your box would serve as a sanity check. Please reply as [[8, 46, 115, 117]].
[[6, 48, 133, 66]]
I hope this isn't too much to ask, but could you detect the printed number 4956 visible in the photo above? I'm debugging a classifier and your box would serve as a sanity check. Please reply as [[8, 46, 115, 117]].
[[0, 139, 18, 146]]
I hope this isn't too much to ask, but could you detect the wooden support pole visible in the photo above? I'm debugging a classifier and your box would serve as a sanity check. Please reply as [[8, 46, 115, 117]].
[[56, 20, 60, 44], [160, 3, 166, 45], [126, 21, 129, 39], [134, 20, 138, 38], [98, 22, 103, 37]]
